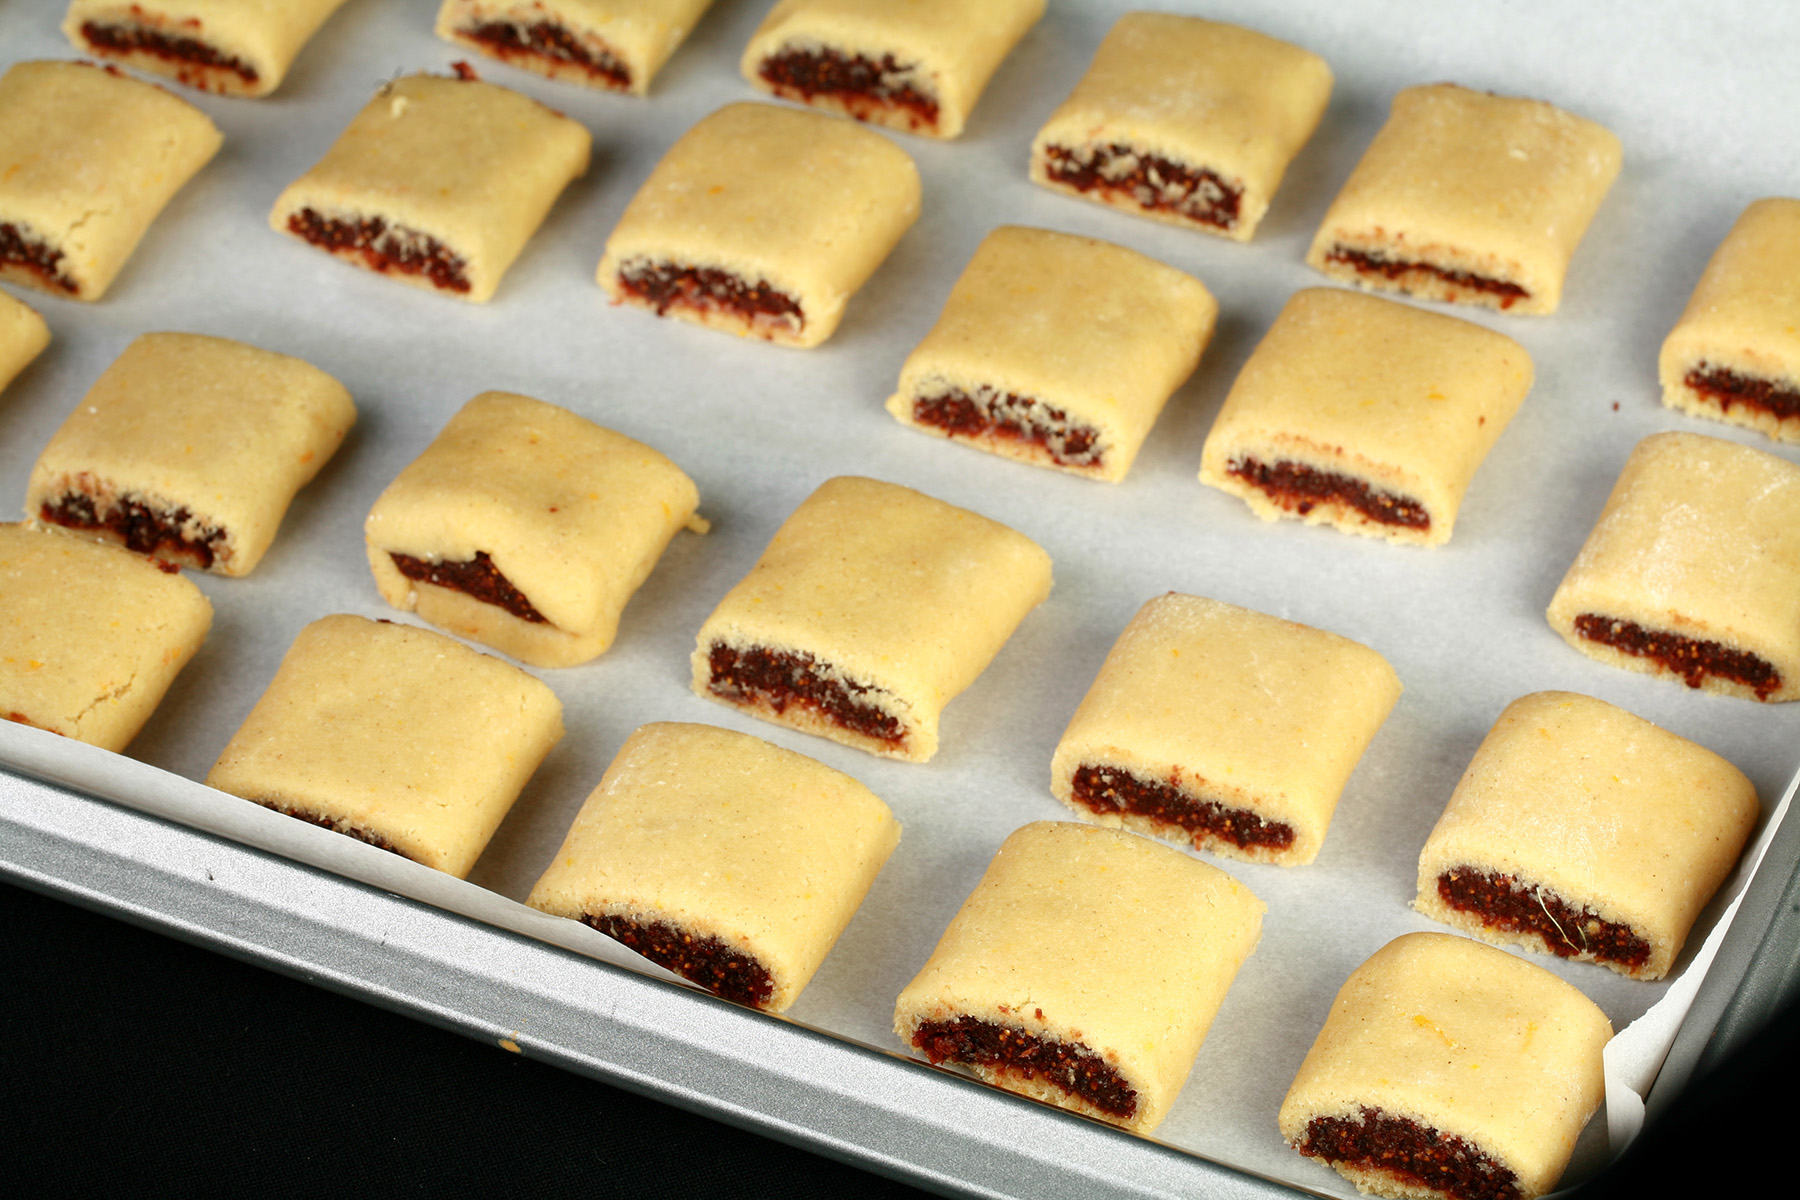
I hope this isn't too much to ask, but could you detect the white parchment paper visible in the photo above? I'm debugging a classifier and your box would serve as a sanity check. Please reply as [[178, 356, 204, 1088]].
[[4, 2, 1799, 1193]]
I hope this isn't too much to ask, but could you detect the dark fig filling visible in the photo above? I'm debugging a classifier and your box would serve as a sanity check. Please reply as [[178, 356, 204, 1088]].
[[583, 913, 776, 1009], [40, 491, 225, 570], [256, 802, 413, 862], [1071, 763, 1295, 852], [1297, 1105, 1521, 1200], [1572, 613, 1780, 699], [457, 20, 631, 90], [706, 642, 904, 748], [1684, 362, 1800, 422], [390, 551, 548, 624], [1, 222, 78, 294], [287, 208, 471, 293], [757, 47, 939, 130], [78, 20, 260, 86], [616, 261, 805, 337], [1437, 868, 1651, 970], [912, 387, 1103, 469], [1226, 457, 1431, 530], [1041, 142, 1242, 232], [911, 1016, 1137, 1119], [1322, 246, 1529, 309]]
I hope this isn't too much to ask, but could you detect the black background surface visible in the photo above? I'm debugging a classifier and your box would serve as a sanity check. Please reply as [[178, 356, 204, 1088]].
[[0, 877, 1769, 1198]]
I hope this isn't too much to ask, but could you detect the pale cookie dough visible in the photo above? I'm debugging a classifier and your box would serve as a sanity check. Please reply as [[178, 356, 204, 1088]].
[[270, 70, 591, 303], [528, 722, 900, 1012], [365, 391, 703, 668], [1659, 197, 1800, 442], [0, 523, 211, 752], [0, 60, 221, 301], [894, 821, 1264, 1134], [1306, 83, 1622, 315], [1279, 932, 1611, 1200], [741, 0, 1043, 139], [1416, 691, 1757, 981], [1028, 14, 1332, 242], [691, 476, 1051, 762], [26, 332, 355, 577], [1199, 288, 1533, 546], [63, 0, 352, 97], [885, 226, 1216, 482], [596, 102, 920, 348], [0, 291, 50, 397], [435, 0, 715, 95], [1547, 431, 1800, 701], [206, 614, 564, 878], [1052, 594, 1400, 866]]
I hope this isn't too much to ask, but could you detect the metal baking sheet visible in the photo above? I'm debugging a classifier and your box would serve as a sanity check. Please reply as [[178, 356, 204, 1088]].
[[4, 1, 1800, 1195]]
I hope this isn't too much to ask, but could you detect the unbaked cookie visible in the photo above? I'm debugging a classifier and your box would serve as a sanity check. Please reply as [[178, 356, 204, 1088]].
[[1028, 14, 1331, 242], [206, 614, 565, 878], [596, 102, 919, 348], [435, 0, 715, 95], [364, 391, 703, 668], [27, 332, 355, 577], [741, 0, 1043, 139], [0, 523, 211, 752], [528, 722, 900, 1012], [894, 821, 1264, 1134], [0, 291, 50, 398], [1546, 431, 1800, 701], [63, 0, 352, 97], [0, 60, 221, 301], [885, 226, 1216, 482], [691, 476, 1051, 762], [1306, 84, 1621, 314], [1052, 593, 1400, 866], [270, 69, 591, 303], [1279, 932, 1611, 1200], [1416, 691, 1758, 981], [1659, 197, 1800, 442], [1199, 288, 1532, 546]]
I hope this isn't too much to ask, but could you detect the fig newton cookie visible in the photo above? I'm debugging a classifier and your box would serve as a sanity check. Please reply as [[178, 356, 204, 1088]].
[[894, 822, 1264, 1134], [886, 226, 1216, 482], [1659, 197, 1800, 442], [63, 0, 352, 97], [1546, 431, 1800, 701], [1416, 691, 1758, 980], [1053, 594, 1400, 866], [741, 0, 1044, 139], [1280, 932, 1611, 1200], [435, 0, 716, 95], [0, 60, 221, 301], [207, 615, 565, 878], [365, 391, 704, 668], [27, 332, 355, 577], [1199, 288, 1533, 546], [270, 70, 591, 303], [1307, 84, 1622, 315], [0, 523, 211, 752], [691, 476, 1051, 762], [1029, 14, 1332, 242], [528, 722, 900, 1012], [0, 292, 51, 398], [597, 102, 920, 348]]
